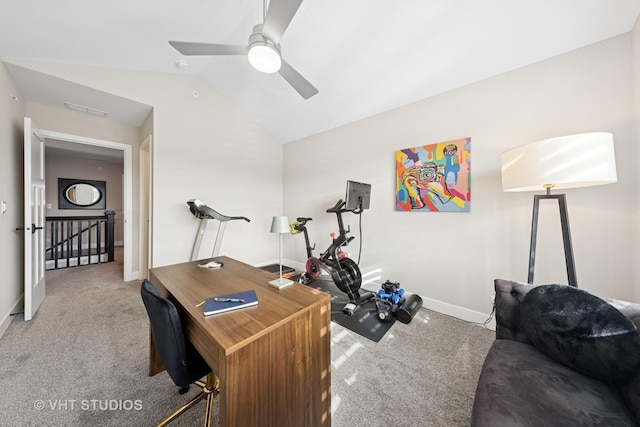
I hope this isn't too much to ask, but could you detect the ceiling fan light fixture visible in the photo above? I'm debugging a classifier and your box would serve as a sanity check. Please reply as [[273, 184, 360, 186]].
[[248, 41, 281, 74]]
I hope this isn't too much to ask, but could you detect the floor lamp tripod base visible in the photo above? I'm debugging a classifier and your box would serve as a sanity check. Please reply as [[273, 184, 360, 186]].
[[529, 193, 578, 287]]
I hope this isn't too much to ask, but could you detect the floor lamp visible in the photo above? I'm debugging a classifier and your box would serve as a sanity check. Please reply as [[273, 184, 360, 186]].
[[500, 132, 617, 287], [268, 216, 294, 289]]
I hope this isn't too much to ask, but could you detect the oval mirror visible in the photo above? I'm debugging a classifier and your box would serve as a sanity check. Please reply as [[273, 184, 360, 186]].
[[65, 183, 102, 207]]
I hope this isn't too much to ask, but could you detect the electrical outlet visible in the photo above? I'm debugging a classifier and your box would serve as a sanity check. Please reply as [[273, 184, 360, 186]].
[[490, 294, 495, 305]]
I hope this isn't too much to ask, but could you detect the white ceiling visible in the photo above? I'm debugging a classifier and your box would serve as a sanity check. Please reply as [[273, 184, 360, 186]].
[[1, 0, 639, 144]]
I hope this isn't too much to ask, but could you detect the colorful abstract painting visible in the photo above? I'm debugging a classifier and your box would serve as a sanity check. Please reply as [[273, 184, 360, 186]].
[[395, 138, 471, 212]]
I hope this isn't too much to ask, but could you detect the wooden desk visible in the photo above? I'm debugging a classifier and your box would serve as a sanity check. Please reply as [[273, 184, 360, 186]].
[[149, 256, 331, 427]]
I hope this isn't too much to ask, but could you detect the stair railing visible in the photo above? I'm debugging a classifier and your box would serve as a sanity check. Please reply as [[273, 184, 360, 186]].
[[45, 210, 116, 270]]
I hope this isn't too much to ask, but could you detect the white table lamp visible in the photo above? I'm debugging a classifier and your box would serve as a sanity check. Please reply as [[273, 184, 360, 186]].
[[268, 216, 293, 289]]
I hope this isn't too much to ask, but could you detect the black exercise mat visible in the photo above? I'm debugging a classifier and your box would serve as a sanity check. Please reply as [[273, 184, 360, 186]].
[[305, 278, 395, 342], [259, 263, 295, 275]]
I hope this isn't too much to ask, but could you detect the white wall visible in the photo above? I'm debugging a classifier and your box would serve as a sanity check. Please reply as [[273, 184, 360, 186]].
[[633, 17, 640, 303], [0, 61, 25, 336], [8, 60, 284, 268], [284, 33, 637, 321]]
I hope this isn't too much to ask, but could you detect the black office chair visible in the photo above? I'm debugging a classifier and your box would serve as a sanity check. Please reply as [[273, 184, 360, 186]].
[[141, 279, 219, 427]]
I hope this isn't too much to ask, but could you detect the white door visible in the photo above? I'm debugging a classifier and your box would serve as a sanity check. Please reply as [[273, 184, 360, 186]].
[[24, 117, 46, 321]]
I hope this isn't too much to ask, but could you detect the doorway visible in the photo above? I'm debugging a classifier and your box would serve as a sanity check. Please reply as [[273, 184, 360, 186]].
[[42, 129, 135, 281]]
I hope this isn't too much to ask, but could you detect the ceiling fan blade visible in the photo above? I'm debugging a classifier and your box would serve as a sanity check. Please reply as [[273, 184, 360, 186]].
[[279, 59, 318, 99], [169, 41, 248, 56], [262, 0, 303, 44]]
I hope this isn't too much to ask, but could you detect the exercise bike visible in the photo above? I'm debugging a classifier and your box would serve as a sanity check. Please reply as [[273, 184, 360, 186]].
[[292, 199, 373, 313]]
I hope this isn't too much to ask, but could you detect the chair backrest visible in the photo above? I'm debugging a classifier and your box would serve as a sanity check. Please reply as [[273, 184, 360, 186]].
[[140, 279, 196, 388]]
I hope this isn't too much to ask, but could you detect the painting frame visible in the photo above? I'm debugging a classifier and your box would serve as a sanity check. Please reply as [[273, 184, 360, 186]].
[[395, 138, 471, 212]]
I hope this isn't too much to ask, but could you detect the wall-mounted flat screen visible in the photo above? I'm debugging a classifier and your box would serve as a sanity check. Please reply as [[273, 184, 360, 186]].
[[345, 180, 371, 211]]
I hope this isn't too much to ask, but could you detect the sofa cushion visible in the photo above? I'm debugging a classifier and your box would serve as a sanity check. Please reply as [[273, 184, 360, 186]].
[[621, 369, 640, 425], [521, 284, 640, 384], [470, 339, 637, 426]]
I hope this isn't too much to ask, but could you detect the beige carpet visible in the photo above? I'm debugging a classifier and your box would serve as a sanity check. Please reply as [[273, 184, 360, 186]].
[[0, 250, 495, 426]]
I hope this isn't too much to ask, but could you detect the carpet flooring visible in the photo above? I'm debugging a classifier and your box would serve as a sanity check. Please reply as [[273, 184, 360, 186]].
[[0, 250, 495, 426]]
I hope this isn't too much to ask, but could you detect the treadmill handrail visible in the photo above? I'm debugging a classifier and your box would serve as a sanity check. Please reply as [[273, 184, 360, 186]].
[[187, 199, 250, 222], [198, 205, 250, 222]]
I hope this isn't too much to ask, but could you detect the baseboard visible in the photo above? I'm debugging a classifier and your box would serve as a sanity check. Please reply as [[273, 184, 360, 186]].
[[279, 259, 496, 330], [255, 259, 282, 268], [282, 259, 306, 272], [289, 259, 495, 329], [0, 296, 24, 339], [421, 296, 496, 331]]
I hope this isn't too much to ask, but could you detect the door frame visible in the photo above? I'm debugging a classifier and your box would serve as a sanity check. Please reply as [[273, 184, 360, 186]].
[[42, 129, 135, 281], [139, 134, 153, 279]]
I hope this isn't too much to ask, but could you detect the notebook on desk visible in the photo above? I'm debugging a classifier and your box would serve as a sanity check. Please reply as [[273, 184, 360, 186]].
[[203, 290, 259, 316]]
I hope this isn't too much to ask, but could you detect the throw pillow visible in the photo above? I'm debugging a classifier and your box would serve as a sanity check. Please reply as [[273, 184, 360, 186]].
[[521, 284, 640, 384], [620, 369, 640, 425]]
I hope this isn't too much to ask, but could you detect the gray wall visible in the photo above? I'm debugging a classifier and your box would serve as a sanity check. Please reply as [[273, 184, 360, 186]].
[[0, 61, 25, 336]]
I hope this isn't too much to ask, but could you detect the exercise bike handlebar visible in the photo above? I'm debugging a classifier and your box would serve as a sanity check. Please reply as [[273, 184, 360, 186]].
[[326, 199, 347, 213]]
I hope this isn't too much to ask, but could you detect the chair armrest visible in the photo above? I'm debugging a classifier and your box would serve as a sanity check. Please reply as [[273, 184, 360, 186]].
[[606, 298, 640, 330], [494, 279, 537, 343]]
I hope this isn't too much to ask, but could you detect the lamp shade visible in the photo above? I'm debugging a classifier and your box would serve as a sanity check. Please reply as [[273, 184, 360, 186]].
[[500, 132, 617, 192], [270, 216, 290, 234]]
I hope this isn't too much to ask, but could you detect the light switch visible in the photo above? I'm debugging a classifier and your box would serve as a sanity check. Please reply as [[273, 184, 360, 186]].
[[1, 201, 6, 214], [46, 203, 52, 209]]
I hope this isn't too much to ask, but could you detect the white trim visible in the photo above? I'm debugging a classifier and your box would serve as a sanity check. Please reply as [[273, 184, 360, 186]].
[[421, 296, 496, 331], [138, 134, 152, 278], [46, 254, 108, 269], [0, 297, 24, 339], [41, 130, 135, 281]]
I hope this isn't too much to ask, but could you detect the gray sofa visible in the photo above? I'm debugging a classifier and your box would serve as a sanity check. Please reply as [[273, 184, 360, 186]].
[[471, 279, 640, 426]]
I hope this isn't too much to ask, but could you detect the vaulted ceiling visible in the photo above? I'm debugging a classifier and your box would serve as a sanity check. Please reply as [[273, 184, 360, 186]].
[[2, 0, 639, 143]]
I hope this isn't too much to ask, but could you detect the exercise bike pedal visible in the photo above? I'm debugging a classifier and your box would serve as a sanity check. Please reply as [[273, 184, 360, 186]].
[[342, 302, 358, 316], [355, 291, 375, 304], [298, 272, 312, 285]]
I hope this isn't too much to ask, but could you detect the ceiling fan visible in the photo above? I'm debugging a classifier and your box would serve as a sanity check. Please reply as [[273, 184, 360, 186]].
[[169, 0, 318, 99]]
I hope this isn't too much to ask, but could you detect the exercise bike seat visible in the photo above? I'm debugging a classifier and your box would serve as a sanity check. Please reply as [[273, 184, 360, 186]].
[[296, 217, 312, 223]]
